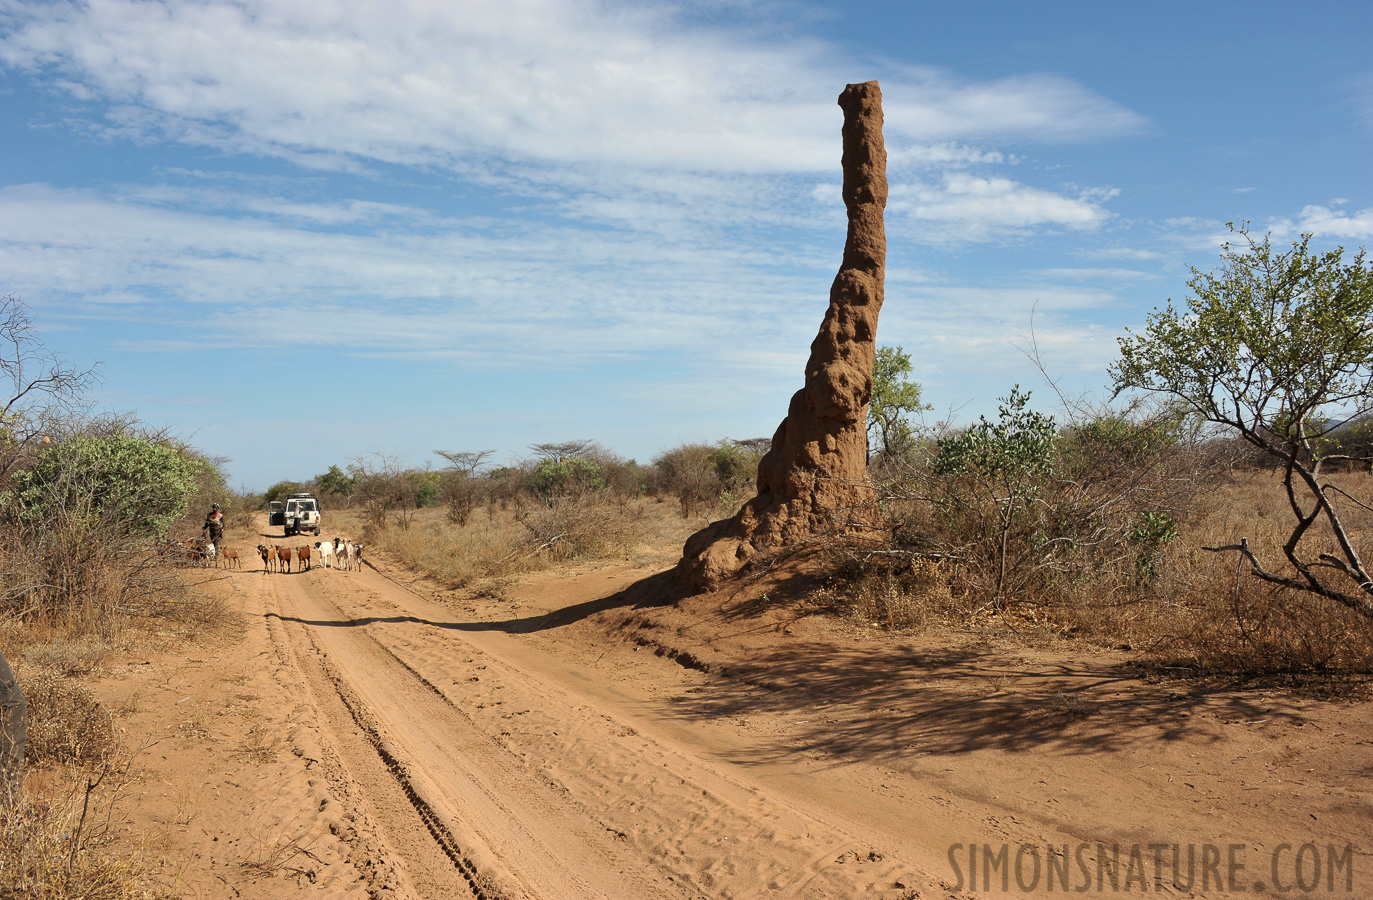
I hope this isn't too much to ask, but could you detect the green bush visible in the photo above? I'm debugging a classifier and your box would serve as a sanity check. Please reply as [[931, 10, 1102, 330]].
[[7, 433, 202, 539], [528, 457, 605, 500], [653, 440, 764, 517]]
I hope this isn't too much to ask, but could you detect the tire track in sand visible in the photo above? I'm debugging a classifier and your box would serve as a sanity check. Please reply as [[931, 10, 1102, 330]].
[[260, 573, 481, 900], [271, 568, 689, 900], [290, 563, 932, 899]]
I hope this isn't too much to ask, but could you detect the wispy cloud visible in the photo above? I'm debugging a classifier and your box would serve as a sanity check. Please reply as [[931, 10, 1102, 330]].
[[0, 0, 1148, 177], [1287, 204, 1373, 241], [0, 182, 831, 368], [890, 174, 1116, 241]]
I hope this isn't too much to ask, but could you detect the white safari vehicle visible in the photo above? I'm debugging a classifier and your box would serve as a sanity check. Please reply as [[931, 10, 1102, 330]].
[[280, 493, 322, 537]]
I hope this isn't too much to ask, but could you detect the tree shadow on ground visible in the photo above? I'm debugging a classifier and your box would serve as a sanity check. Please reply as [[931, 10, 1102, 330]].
[[662, 639, 1312, 764]]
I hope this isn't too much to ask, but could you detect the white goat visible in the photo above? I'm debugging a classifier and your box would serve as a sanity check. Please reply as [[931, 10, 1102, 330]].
[[333, 537, 356, 572], [314, 540, 335, 569]]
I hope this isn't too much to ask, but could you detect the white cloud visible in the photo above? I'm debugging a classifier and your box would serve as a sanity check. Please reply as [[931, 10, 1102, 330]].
[[888, 142, 1006, 170], [1030, 267, 1158, 282], [889, 173, 1115, 241], [0, 0, 1146, 178], [883, 70, 1149, 144], [1080, 246, 1166, 262], [0, 182, 829, 366], [1292, 204, 1373, 241]]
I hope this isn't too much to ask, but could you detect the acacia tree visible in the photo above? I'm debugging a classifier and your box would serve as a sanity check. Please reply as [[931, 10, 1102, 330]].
[[351, 453, 411, 531], [434, 450, 493, 525], [1111, 226, 1373, 619], [868, 345, 929, 461]]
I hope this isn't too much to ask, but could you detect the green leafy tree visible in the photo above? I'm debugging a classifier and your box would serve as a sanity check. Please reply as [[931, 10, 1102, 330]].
[[8, 432, 203, 538], [407, 470, 441, 508], [868, 345, 930, 461], [528, 457, 605, 501], [932, 386, 1057, 607], [1112, 226, 1373, 619], [314, 465, 355, 502], [264, 481, 304, 505]]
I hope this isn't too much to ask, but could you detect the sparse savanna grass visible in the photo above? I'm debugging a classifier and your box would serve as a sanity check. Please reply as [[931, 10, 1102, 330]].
[[1128, 469, 1373, 678], [0, 567, 235, 897], [18, 632, 112, 678], [822, 467, 1373, 680], [0, 777, 170, 900], [237, 822, 321, 882], [174, 700, 213, 742], [360, 496, 699, 590], [1056, 469, 1373, 676], [0, 665, 167, 899]]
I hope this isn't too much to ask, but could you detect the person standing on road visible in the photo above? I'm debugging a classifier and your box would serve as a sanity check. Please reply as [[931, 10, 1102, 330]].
[[203, 503, 225, 549], [0, 651, 26, 807]]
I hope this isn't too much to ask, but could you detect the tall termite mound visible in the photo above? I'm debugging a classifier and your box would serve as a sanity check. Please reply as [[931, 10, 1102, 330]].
[[677, 80, 887, 591]]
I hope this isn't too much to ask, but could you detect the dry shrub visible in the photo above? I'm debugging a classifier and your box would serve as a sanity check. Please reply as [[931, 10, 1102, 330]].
[[653, 441, 764, 519], [1137, 470, 1373, 675], [515, 493, 642, 561], [21, 666, 119, 768], [0, 511, 223, 643], [1021, 469, 1373, 675], [0, 767, 166, 900], [22, 638, 107, 677], [822, 432, 1373, 676], [440, 473, 483, 526], [813, 555, 962, 632]]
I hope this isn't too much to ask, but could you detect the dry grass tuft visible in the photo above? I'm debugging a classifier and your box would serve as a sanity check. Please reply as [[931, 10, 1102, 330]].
[[812, 557, 962, 632], [22, 666, 120, 768], [173, 700, 213, 742], [237, 824, 321, 882], [23, 638, 108, 677], [234, 724, 279, 765], [0, 759, 168, 899]]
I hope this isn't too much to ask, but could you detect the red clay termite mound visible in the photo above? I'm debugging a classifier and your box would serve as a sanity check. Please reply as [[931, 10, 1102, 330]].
[[676, 80, 888, 591]]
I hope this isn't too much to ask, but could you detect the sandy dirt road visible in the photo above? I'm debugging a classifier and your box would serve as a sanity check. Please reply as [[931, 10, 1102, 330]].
[[98, 523, 1371, 900], [254, 550, 943, 899]]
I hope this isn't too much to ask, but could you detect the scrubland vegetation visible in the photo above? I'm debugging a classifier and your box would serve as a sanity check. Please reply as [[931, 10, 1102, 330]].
[[0, 228, 1369, 891], [298, 228, 1373, 681], [0, 295, 226, 898]]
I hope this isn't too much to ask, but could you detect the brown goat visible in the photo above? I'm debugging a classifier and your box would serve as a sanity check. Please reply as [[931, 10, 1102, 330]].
[[276, 545, 292, 573], [257, 544, 272, 572], [219, 547, 241, 570], [296, 545, 311, 571]]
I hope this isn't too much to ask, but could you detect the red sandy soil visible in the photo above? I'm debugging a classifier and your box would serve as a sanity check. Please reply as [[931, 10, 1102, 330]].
[[81, 517, 1372, 899]]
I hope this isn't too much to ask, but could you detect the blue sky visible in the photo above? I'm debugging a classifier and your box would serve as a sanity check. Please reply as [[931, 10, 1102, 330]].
[[1, 0, 1369, 491]]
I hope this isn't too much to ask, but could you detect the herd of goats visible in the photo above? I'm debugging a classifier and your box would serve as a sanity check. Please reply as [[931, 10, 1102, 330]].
[[160, 536, 365, 573]]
